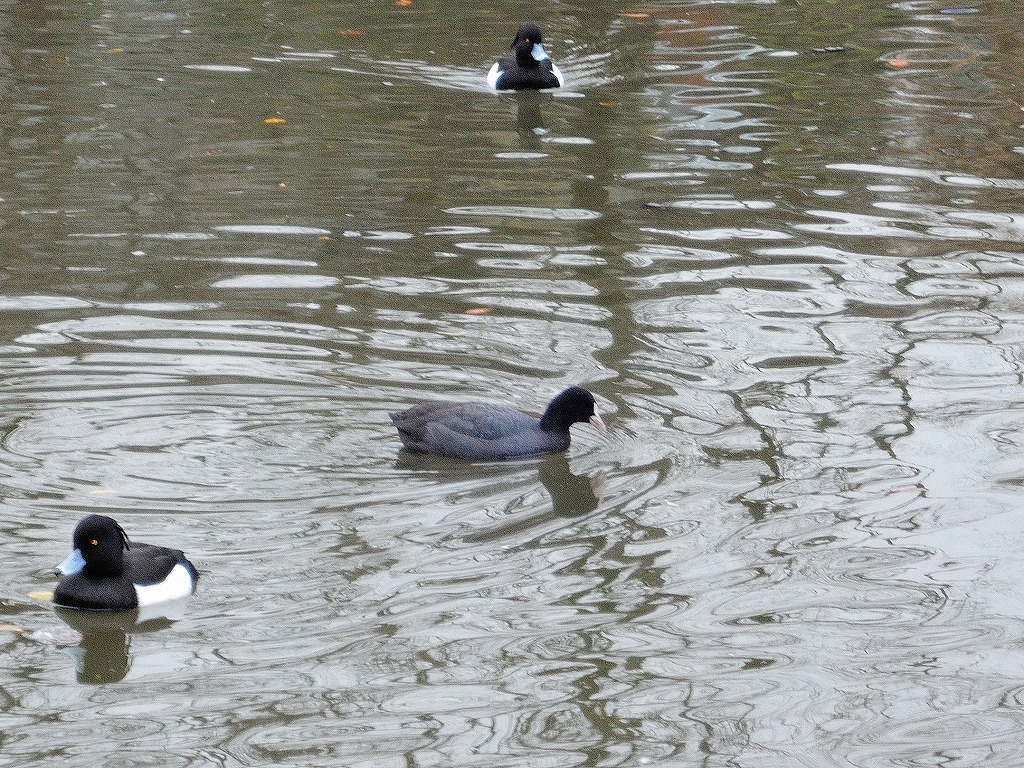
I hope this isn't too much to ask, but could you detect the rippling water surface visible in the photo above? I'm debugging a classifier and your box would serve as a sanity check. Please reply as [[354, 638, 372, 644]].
[[2, 0, 1024, 765]]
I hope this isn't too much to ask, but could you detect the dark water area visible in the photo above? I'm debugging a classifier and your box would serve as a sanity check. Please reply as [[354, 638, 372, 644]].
[[2, 0, 1024, 765]]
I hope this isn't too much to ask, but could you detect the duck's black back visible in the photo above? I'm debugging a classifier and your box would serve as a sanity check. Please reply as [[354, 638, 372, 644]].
[[125, 543, 196, 586], [494, 54, 561, 90]]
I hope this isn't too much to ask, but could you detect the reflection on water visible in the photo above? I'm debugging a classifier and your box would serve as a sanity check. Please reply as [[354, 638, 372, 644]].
[[2, 0, 1024, 766], [56, 608, 156, 685], [54, 600, 192, 684], [432, 456, 606, 545]]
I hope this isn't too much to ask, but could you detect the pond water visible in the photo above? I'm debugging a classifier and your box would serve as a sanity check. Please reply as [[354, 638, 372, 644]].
[[2, 0, 1024, 765]]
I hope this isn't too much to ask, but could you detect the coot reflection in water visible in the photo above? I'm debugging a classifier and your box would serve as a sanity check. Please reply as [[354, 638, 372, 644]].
[[461, 456, 605, 545], [396, 451, 603, 541]]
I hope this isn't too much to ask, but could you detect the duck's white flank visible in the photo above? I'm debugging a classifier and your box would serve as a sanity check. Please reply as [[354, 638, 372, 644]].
[[486, 61, 503, 89], [550, 61, 565, 88], [134, 563, 195, 607]]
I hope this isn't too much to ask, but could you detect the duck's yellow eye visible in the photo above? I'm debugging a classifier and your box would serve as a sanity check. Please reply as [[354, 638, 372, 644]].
[[90, 539, 99, 546]]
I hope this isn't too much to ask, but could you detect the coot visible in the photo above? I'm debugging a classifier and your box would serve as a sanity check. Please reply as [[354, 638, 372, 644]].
[[391, 386, 605, 460]]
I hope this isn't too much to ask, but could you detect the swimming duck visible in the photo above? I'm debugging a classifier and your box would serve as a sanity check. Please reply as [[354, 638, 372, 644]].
[[390, 386, 605, 460], [487, 23, 564, 91], [53, 515, 198, 612]]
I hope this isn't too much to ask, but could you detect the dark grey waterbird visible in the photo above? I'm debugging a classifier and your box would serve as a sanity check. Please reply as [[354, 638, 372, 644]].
[[390, 386, 606, 460]]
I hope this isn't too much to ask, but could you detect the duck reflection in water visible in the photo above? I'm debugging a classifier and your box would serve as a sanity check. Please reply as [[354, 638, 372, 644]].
[[511, 91, 551, 138], [54, 598, 191, 684]]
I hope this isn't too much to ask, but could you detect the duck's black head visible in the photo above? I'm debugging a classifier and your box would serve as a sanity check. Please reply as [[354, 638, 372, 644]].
[[70, 515, 131, 578], [511, 23, 548, 65]]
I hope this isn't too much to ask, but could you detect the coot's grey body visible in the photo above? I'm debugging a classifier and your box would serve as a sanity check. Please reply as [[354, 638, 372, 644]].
[[390, 386, 605, 460]]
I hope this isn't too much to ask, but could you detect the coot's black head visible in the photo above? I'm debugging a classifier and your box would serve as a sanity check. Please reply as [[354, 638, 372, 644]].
[[511, 23, 548, 64], [540, 387, 608, 433], [67, 514, 131, 578]]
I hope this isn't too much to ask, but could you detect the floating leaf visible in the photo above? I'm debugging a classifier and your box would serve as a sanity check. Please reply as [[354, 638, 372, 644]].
[[465, 307, 493, 315], [617, 12, 649, 18], [888, 57, 909, 68], [265, 117, 286, 124], [395, 0, 412, 5], [28, 591, 54, 600]]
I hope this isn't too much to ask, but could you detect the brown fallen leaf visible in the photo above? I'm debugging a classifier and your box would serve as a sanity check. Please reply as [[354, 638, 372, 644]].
[[465, 307, 493, 315]]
